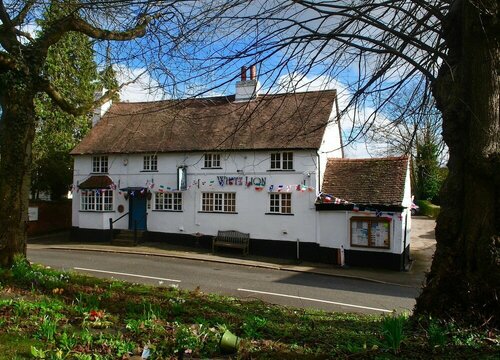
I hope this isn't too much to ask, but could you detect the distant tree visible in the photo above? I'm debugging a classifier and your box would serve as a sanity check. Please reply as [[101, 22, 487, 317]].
[[31, 2, 99, 200], [415, 127, 441, 201], [365, 82, 446, 198], [99, 46, 120, 102]]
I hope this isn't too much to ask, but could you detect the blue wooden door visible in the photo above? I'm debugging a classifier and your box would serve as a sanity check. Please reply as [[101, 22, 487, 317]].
[[129, 195, 147, 230]]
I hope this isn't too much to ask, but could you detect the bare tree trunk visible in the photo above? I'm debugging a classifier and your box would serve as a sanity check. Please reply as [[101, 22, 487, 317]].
[[415, 0, 500, 324], [0, 77, 37, 268]]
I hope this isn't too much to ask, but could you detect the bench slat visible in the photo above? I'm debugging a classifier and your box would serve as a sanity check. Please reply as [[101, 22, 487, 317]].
[[213, 230, 250, 255]]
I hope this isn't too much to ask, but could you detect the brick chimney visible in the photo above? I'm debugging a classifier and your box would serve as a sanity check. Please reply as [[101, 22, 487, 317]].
[[235, 65, 259, 102], [250, 65, 256, 80]]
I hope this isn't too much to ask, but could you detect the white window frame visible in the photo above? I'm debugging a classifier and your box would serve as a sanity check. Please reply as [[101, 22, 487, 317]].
[[201, 192, 236, 213], [92, 155, 108, 173], [143, 154, 158, 171], [269, 193, 292, 214], [80, 189, 113, 211], [203, 153, 221, 168], [154, 192, 182, 211], [270, 152, 293, 170]]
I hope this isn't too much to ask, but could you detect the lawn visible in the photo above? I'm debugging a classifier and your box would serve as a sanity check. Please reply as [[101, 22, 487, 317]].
[[0, 258, 498, 359]]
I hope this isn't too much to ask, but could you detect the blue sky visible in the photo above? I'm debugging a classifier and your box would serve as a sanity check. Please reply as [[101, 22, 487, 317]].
[[7, 0, 433, 159]]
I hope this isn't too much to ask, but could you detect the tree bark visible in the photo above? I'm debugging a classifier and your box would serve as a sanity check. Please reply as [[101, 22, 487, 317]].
[[0, 75, 37, 268], [415, 0, 500, 325]]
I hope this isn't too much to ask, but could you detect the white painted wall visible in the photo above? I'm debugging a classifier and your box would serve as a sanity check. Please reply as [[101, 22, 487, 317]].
[[73, 149, 411, 255], [317, 210, 406, 255], [72, 150, 319, 243], [317, 100, 343, 191]]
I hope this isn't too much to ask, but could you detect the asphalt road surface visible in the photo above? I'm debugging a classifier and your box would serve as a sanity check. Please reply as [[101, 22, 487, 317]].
[[28, 248, 419, 315]]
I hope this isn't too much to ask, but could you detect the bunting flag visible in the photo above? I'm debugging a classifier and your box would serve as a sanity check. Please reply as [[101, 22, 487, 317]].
[[317, 192, 400, 221]]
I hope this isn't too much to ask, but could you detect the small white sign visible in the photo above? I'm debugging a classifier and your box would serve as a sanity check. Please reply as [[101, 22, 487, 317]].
[[28, 207, 39, 221]]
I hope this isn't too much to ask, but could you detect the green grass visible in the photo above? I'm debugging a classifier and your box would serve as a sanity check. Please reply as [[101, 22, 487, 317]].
[[416, 199, 441, 218], [0, 259, 498, 359], [0, 334, 42, 359]]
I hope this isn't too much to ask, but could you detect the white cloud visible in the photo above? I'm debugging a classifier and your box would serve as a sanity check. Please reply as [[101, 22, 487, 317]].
[[114, 66, 168, 102], [273, 72, 392, 159], [17, 23, 39, 44]]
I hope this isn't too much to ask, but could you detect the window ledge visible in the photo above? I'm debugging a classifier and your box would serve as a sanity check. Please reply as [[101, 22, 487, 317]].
[[267, 169, 295, 172], [265, 212, 294, 216], [152, 210, 183, 212], [140, 170, 158, 173], [198, 211, 238, 214], [201, 167, 223, 170], [90, 172, 109, 175], [79, 210, 115, 213]]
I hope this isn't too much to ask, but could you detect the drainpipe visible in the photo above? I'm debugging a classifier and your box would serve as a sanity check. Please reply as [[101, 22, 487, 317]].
[[402, 209, 408, 271], [296, 238, 300, 263], [316, 151, 321, 195], [344, 211, 349, 267]]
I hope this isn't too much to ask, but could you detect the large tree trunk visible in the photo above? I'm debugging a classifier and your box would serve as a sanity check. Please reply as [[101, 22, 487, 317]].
[[415, 0, 499, 325], [0, 76, 37, 268]]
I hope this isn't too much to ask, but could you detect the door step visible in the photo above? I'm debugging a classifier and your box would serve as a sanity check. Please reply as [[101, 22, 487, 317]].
[[111, 230, 146, 246]]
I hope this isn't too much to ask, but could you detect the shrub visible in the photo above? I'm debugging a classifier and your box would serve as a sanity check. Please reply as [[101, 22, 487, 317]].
[[415, 200, 440, 218]]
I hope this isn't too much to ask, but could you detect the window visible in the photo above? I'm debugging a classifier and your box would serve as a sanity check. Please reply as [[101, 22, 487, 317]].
[[155, 192, 182, 211], [203, 153, 221, 168], [268, 193, 292, 214], [350, 217, 390, 249], [92, 156, 108, 173], [201, 192, 236, 213], [270, 152, 293, 170], [80, 189, 113, 211], [143, 154, 158, 171]]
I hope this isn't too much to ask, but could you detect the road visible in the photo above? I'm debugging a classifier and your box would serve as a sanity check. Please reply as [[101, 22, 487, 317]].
[[28, 248, 419, 315]]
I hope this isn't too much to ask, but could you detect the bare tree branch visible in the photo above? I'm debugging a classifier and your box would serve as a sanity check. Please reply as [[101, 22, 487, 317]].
[[36, 13, 150, 52], [11, 0, 36, 26], [38, 73, 143, 116]]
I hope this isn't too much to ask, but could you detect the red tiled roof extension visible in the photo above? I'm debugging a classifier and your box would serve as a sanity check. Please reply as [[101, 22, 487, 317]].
[[71, 90, 337, 155], [322, 157, 409, 206]]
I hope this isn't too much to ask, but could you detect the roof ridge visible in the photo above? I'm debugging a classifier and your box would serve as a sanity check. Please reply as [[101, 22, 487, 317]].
[[112, 89, 338, 106], [328, 156, 408, 162]]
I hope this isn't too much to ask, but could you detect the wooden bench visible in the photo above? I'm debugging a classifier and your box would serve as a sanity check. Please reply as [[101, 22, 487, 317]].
[[212, 230, 250, 255]]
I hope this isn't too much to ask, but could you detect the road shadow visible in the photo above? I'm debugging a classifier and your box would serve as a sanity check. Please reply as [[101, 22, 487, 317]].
[[274, 271, 421, 299]]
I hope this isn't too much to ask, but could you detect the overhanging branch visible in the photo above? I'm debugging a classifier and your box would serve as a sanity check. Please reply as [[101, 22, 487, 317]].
[[36, 13, 150, 52], [11, 0, 36, 26], [38, 76, 140, 116]]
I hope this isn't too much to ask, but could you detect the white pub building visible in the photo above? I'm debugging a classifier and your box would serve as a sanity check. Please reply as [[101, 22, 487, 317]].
[[71, 67, 412, 270]]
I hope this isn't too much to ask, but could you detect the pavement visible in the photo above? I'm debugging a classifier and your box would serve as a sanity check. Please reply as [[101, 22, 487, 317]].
[[28, 216, 436, 289]]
